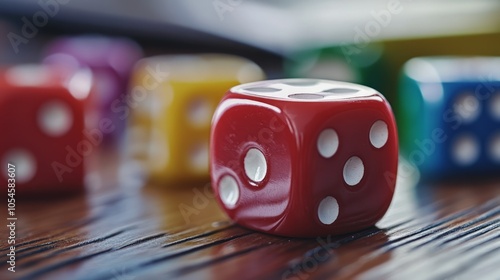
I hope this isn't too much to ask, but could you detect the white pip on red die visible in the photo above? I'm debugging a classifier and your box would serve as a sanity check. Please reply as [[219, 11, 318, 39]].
[[210, 78, 398, 237], [0, 64, 89, 196]]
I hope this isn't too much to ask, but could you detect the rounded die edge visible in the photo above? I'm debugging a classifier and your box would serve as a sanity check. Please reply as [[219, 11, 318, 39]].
[[230, 78, 383, 102]]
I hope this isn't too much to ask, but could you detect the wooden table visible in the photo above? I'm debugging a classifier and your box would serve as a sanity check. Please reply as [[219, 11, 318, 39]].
[[1, 148, 499, 280]]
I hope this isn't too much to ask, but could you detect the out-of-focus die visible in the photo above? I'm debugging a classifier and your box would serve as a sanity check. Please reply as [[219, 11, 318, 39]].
[[210, 78, 398, 237], [127, 54, 265, 184], [0, 64, 91, 195], [43, 35, 143, 142], [399, 57, 500, 179], [285, 43, 388, 97]]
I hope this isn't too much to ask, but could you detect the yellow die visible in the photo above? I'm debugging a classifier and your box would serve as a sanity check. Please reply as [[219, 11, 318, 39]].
[[127, 54, 265, 184]]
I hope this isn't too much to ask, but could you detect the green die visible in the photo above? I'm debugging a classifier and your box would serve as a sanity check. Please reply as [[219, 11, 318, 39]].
[[284, 43, 387, 95]]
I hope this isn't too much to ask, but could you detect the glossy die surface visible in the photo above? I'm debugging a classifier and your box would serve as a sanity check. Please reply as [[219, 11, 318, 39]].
[[399, 57, 500, 179], [127, 54, 265, 184], [0, 65, 88, 195], [211, 78, 398, 237], [43, 35, 142, 140]]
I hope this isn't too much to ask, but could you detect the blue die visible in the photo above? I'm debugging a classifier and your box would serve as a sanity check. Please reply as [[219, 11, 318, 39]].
[[399, 57, 500, 179]]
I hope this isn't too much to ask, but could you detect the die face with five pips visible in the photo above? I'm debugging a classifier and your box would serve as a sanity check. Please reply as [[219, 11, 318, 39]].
[[210, 78, 398, 237]]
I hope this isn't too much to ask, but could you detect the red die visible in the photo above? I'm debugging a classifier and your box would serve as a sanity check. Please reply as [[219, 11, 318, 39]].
[[210, 79, 398, 237], [0, 65, 88, 196]]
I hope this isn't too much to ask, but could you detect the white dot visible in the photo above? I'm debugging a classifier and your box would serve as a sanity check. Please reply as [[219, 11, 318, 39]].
[[187, 98, 212, 126], [67, 69, 93, 100], [454, 93, 481, 123], [489, 134, 500, 162], [323, 88, 359, 94], [491, 93, 500, 120], [288, 93, 324, 100], [452, 134, 480, 165], [317, 196, 339, 225], [245, 87, 281, 93], [370, 120, 389, 148], [189, 144, 209, 172], [244, 148, 267, 183], [317, 129, 339, 158], [343, 156, 364, 186], [219, 175, 239, 208], [2, 150, 36, 183], [38, 101, 73, 137]]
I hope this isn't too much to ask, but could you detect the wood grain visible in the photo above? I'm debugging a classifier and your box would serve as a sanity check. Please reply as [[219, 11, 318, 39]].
[[0, 149, 499, 280]]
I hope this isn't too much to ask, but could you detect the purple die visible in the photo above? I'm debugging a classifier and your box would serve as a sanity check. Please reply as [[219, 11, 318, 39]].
[[43, 35, 143, 142]]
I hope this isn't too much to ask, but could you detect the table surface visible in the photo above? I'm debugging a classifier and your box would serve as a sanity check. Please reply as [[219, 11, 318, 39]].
[[1, 148, 499, 280]]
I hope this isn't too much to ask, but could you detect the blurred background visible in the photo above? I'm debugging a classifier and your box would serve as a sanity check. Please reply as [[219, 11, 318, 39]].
[[1, 0, 500, 192], [1, 0, 500, 76]]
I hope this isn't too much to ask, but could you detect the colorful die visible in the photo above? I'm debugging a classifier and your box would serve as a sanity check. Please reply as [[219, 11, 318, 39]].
[[399, 57, 500, 179], [210, 78, 398, 237], [0, 64, 90, 195], [127, 54, 265, 184], [284, 43, 388, 96], [43, 35, 143, 141]]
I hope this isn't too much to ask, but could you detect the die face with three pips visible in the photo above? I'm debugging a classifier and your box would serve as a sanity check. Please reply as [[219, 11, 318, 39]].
[[211, 78, 398, 237]]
